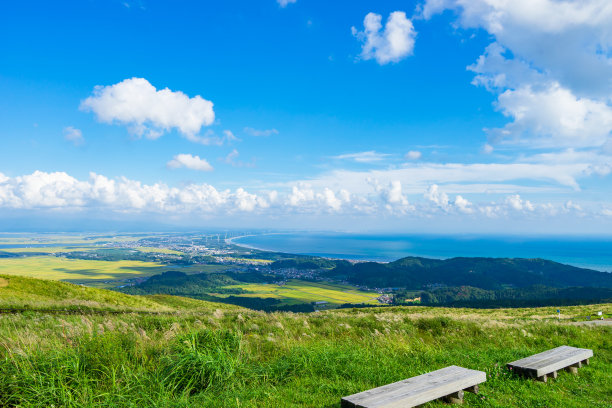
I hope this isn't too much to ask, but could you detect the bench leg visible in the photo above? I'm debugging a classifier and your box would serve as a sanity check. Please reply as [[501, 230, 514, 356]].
[[565, 365, 578, 375], [550, 371, 558, 379], [443, 390, 464, 404], [465, 385, 479, 394], [536, 374, 547, 383], [582, 359, 589, 366]]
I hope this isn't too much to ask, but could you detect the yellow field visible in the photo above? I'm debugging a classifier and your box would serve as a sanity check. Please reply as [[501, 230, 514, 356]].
[[224, 279, 380, 305], [0, 256, 167, 283]]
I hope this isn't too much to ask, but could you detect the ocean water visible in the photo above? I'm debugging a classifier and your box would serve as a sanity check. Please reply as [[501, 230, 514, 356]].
[[232, 233, 612, 272]]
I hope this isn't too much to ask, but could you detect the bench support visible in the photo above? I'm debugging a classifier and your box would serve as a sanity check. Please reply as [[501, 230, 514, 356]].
[[465, 384, 479, 394], [565, 366, 578, 374], [443, 390, 464, 404]]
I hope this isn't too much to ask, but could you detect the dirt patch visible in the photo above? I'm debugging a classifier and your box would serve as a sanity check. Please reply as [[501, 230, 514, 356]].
[[0, 277, 8, 288]]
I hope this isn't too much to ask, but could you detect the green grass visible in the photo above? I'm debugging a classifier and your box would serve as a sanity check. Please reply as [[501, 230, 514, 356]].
[[0, 274, 238, 312], [221, 279, 380, 305], [0, 276, 610, 407]]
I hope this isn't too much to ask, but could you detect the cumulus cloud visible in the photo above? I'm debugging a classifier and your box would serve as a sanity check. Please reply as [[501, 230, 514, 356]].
[[505, 194, 534, 212], [454, 195, 473, 214], [425, 184, 450, 209], [167, 154, 214, 172], [80, 77, 214, 140], [422, 0, 612, 153], [244, 127, 279, 137], [0, 171, 600, 223], [277, 0, 296, 7], [63, 126, 84, 146], [490, 83, 612, 148], [352, 11, 416, 64], [333, 151, 391, 163]]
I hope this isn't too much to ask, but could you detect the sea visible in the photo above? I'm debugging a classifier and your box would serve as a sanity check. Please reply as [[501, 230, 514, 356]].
[[231, 233, 612, 272]]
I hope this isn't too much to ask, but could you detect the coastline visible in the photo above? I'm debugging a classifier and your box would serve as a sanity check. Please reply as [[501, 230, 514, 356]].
[[226, 232, 612, 272]]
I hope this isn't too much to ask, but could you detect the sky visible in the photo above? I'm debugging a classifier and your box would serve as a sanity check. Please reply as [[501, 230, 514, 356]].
[[0, 0, 611, 233]]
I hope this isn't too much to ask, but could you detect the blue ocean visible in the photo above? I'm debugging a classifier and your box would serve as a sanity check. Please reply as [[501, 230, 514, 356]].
[[232, 233, 612, 272]]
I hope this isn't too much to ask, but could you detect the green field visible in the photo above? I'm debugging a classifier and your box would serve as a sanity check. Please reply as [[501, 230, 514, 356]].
[[221, 279, 380, 305], [0, 256, 231, 288], [0, 276, 610, 407]]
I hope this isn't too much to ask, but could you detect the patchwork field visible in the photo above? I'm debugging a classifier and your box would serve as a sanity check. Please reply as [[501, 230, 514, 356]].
[[222, 279, 380, 305]]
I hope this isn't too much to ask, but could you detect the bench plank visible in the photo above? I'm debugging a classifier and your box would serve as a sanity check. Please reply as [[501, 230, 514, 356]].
[[341, 366, 486, 408], [507, 346, 593, 377]]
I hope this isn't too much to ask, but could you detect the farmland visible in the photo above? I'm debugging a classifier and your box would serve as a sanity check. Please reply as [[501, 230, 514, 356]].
[[0, 256, 231, 288], [219, 279, 380, 306]]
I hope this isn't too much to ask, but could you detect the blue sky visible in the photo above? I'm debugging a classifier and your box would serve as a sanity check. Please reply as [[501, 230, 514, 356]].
[[0, 0, 611, 233]]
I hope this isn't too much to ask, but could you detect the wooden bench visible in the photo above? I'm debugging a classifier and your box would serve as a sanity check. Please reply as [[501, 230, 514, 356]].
[[341, 366, 486, 408], [507, 345, 593, 382]]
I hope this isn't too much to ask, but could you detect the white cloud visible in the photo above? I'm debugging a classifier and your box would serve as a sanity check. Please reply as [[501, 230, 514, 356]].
[[293, 160, 589, 194], [352, 11, 416, 64], [167, 154, 214, 172], [63, 126, 84, 146], [454, 195, 473, 214], [422, 0, 612, 153], [187, 129, 238, 146], [482, 143, 494, 154], [405, 150, 422, 160], [277, 0, 296, 7], [490, 83, 612, 149], [333, 151, 390, 163], [0, 171, 603, 224], [425, 184, 450, 209], [505, 194, 534, 212], [244, 127, 279, 137], [223, 149, 240, 165], [80, 77, 214, 140], [221, 149, 255, 168]]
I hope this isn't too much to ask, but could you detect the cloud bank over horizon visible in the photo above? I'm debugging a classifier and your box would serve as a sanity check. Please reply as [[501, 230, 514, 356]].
[[0, 170, 609, 231]]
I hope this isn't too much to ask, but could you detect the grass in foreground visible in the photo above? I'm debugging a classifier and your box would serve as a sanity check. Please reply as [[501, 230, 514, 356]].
[[0, 278, 610, 407]]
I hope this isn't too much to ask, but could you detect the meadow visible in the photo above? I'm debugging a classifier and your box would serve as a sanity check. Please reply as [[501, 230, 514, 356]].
[[219, 279, 380, 306], [0, 275, 610, 408]]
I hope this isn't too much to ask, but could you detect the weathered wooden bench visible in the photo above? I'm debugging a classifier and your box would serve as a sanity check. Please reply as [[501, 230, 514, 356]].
[[507, 345, 593, 382], [341, 365, 486, 408]]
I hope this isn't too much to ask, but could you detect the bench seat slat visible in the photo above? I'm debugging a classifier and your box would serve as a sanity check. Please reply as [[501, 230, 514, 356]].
[[342, 366, 486, 408]]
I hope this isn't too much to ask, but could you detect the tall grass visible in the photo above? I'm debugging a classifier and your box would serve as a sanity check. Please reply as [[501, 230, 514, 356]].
[[1, 303, 611, 407]]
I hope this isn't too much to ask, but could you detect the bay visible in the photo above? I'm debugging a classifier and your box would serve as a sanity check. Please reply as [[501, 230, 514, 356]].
[[231, 233, 612, 272]]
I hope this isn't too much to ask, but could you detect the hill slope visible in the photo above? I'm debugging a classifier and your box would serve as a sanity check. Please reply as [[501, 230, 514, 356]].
[[0, 274, 240, 312]]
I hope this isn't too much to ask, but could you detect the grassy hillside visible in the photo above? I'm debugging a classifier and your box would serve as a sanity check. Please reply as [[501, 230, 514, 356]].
[[0, 274, 239, 312], [0, 276, 610, 407]]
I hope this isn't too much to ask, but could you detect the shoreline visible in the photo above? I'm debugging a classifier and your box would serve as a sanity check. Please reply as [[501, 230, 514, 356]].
[[226, 233, 612, 272]]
